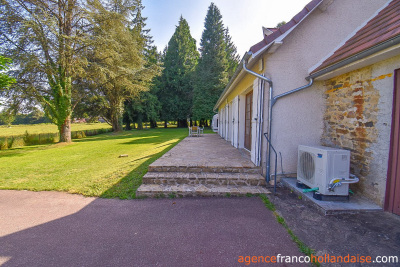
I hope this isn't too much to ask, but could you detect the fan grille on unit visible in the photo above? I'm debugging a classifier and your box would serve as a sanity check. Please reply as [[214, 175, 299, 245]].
[[299, 151, 315, 182]]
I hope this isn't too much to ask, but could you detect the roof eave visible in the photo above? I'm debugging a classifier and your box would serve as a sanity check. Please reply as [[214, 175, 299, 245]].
[[309, 35, 400, 80]]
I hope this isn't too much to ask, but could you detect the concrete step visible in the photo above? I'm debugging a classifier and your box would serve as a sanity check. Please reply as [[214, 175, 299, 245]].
[[148, 165, 262, 174], [136, 184, 270, 198], [142, 172, 266, 186]]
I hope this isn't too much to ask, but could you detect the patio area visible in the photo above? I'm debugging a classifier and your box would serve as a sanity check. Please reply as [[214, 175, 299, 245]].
[[137, 134, 270, 197]]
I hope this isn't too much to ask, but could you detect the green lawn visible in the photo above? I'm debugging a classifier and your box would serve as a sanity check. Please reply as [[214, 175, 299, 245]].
[[0, 128, 188, 199], [0, 123, 112, 137]]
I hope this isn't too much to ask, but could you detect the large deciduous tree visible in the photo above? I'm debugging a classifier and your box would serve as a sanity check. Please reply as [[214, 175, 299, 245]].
[[0, 0, 89, 142], [158, 16, 199, 127], [0, 55, 15, 90]]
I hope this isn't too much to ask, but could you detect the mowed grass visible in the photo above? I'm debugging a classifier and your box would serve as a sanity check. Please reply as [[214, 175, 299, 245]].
[[0, 128, 188, 199], [0, 123, 112, 137]]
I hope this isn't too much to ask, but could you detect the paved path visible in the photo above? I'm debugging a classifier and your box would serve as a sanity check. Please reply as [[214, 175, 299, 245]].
[[0, 190, 304, 266], [151, 134, 256, 168]]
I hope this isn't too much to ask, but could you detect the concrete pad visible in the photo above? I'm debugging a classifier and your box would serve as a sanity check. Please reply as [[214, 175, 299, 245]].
[[282, 178, 382, 215], [0, 190, 303, 266]]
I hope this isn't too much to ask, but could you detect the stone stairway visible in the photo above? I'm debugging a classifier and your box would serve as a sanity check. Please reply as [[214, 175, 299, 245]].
[[136, 135, 270, 198], [136, 165, 270, 197]]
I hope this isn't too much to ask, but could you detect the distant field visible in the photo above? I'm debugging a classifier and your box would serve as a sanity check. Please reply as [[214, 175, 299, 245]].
[[0, 123, 112, 137]]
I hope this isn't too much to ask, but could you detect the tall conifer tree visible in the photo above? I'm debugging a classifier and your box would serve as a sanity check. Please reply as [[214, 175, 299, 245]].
[[224, 27, 240, 79], [192, 3, 229, 124], [158, 16, 199, 127]]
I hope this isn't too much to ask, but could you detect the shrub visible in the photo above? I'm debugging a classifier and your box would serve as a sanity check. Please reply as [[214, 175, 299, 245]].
[[10, 136, 25, 148], [0, 138, 9, 150]]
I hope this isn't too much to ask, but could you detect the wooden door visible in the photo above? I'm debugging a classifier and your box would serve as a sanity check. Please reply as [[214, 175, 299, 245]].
[[385, 69, 400, 215], [244, 91, 253, 151]]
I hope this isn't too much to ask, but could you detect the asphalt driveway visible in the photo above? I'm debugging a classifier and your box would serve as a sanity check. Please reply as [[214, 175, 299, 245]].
[[0, 190, 303, 266]]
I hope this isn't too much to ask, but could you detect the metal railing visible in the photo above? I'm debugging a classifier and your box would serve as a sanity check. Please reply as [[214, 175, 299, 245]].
[[263, 133, 277, 194]]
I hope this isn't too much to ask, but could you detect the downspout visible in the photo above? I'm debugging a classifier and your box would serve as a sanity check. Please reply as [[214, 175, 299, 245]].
[[271, 78, 314, 106], [257, 78, 265, 166], [243, 55, 314, 184], [242, 58, 273, 182]]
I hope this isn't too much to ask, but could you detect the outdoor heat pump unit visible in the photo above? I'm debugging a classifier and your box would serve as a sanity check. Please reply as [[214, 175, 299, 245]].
[[297, 145, 359, 197]]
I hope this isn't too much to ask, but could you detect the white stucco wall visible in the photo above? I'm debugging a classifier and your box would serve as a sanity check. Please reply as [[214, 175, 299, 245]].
[[260, 0, 389, 176]]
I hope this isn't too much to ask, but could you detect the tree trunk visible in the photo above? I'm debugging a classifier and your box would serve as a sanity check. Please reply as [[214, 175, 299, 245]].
[[177, 119, 187, 128], [125, 116, 132, 130], [150, 120, 157, 128], [112, 118, 122, 132], [59, 116, 72, 143], [137, 115, 143, 130], [110, 106, 123, 132], [164, 121, 168, 128]]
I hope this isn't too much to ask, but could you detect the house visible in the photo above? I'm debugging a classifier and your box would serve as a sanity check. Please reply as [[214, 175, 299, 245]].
[[309, 0, 400, 213], [211, 114, 219, 132], [214, 0, 397, 211]]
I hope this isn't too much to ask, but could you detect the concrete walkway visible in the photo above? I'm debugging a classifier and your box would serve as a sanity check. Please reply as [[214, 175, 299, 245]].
[[0, 190, 303, 266], [151, 134, 256, 169]]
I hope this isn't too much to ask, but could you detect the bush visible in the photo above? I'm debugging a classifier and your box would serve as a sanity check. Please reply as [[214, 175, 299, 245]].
[[0, 138, 9, 150], [72, 130, 86, 139], [1, 128, 111, 149], [10, 136, 25, 148]]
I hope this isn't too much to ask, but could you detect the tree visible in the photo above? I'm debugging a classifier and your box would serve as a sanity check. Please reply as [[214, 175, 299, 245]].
[[124, 45, 162, 130], [192, 3, 228, 124], [123, 89, 160, 129], [0, 55, 15, 90], [158, 16, 199, 127], [85, 0, 160, 132], [0, 108, 15, 127], [276, 21, 286, 28], [123, 2, 162, 130], [224, 28, 240, 79], [0, 0, 89, 142]]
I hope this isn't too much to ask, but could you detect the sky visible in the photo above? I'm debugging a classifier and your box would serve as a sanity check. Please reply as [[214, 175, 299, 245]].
[[142, 0, 312, 57]]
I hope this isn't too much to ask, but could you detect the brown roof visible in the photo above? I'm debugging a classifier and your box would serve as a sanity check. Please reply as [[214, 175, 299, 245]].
[[250, 0, 322, 54], [311, 0, 400, 74]]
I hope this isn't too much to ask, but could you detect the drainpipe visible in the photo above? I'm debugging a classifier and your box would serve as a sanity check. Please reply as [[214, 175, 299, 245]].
[[242, 59, 273, 182], [271, 78, 314, 106], [243, 55, 314, 184], [257, 78, 264, 166]]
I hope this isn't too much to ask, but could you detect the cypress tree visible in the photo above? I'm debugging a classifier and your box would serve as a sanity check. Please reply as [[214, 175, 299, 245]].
[[192, 3, 229, 125], [158, 16, 199, 127], [224, 27, 240, 80]]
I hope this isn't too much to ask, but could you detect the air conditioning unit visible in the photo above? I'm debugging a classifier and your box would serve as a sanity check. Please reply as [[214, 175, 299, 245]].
[[297, 145, 352, 196]]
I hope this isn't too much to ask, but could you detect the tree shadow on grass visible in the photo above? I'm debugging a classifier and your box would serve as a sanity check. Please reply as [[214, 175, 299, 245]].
[[74, 130, 155, 143], [0, 145, 50, 158], [75, 128, 186, 144], [99, 135, 186, 199]]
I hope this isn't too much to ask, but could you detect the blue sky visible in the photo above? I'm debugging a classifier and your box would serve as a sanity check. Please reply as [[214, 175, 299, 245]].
[[142, 0, 311, 57]]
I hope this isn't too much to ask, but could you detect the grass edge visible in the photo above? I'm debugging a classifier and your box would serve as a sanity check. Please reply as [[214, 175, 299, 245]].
[[259, 194, 320, 267]]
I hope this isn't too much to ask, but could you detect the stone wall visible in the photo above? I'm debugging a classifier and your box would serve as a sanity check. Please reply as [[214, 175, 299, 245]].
[[321, 66, 393, 204]]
